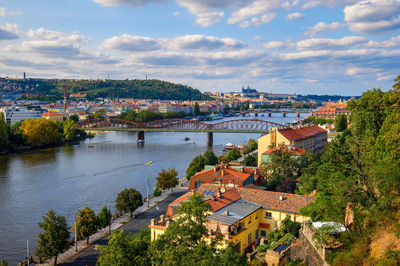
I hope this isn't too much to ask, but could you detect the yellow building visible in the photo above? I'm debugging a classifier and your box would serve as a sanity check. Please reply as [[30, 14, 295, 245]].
[[149, 185, 314, 253], [258, 125, 327, 166]]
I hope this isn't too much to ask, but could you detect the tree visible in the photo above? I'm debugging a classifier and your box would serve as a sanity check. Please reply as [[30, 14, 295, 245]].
[[261, 148, 303, 193], [247, 138, 258, 153], [20, 118, 61, 147], [97, 206, 112, 229], [335, 114, 347, 132], [0, 113, 9, 152], [226, 148, 241, 162], [243, 154, 257, 166], [69, 115, 79, 122], [282, 217, 301, 237], [156, 168, 179, 193], [95, 108, 107, 118], [63, 119, 77, 142], [203, 150, 218, 165], [97, 229, 150, 266], [0, 258, 8, 266], [186, 155, 205, 180], [115, 188, 143, 218], [194, 102, 200, 116], [74, 207, 98, 245], [35, 209, 70, 265]]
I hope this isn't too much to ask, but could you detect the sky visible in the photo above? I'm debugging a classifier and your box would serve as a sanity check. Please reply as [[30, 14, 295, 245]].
[[0, 0, 400, 95]]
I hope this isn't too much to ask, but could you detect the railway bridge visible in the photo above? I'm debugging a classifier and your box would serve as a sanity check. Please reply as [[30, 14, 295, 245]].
[[78, 118, 285, 146]]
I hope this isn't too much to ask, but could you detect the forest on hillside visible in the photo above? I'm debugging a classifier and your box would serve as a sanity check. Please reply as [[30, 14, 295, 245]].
[[10, 79, 210, 101]]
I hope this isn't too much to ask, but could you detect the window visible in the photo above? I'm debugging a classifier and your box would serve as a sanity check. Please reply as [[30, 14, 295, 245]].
[[248, 233, 252, 245], [248, 217, 251, 224], [265, 212, 272, 219], [261, 230, 266, 237]]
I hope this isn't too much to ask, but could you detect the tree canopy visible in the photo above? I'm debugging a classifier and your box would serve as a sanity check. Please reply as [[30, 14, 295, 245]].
[[0, 113, 9, 152], [20, 118, 61, 147], [186, 155, 205, 180], [74, 207, 98, 245], [203, 150, 218, 165], [97, 206, 112, 229], [334, 113, 347, 132], [226, 148, 241, 162], [115, 188, 143, 218], [156, 168, 179, 193], [35, 209, 70, 265]]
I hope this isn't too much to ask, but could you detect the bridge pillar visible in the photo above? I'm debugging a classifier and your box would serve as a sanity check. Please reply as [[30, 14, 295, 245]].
[[207, 132, 213, 147], [137, 131, 145, 143]]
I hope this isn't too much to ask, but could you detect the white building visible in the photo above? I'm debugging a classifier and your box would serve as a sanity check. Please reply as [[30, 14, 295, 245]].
[[1, 107, 42, 125]]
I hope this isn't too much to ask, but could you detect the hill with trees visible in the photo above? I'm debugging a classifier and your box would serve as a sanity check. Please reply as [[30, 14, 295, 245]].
[[11, 79, 210, 101]]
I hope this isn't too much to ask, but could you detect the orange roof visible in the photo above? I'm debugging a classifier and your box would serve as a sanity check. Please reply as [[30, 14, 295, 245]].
[[205, 188, 241, 212], [42, 111, 63, 116], [263, 145, 306, 156], [279, 125, 326, 142], [236, 187, 314, 214], [191, 165, 254, 182], [166, 191, 193, 217]]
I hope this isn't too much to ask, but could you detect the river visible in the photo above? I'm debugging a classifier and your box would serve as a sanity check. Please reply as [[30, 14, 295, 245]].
[[0, 113, 309, 264]]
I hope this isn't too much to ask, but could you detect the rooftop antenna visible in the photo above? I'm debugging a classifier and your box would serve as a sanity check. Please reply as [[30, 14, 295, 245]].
[[145, 74, 147, 80]]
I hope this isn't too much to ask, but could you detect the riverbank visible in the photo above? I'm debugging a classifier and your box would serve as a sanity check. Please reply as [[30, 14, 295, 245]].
[[38, 186, 188, 266]]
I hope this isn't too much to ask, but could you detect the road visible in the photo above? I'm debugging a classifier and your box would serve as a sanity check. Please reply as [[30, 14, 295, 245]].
[[60, 190, 186, 266]]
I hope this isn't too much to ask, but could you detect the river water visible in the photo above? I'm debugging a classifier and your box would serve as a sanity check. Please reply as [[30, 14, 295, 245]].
[[0, 113, 309, 264]]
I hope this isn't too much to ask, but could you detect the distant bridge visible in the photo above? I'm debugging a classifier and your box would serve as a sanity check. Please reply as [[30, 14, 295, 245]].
[[78, 118, 285, 146], [236, 108, 314, 117]]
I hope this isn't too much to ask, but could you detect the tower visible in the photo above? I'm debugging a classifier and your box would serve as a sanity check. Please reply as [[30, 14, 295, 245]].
[[23, 72, 26, 80]]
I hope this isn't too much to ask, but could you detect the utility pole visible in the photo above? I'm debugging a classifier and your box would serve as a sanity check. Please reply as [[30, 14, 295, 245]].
[[108, 201, 111, 233], [27, 240, 29, 266], [75, 213, 78, 252]]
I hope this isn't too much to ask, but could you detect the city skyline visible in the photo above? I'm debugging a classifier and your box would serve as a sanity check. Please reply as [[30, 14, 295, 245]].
[[0, 0, 400, 95]]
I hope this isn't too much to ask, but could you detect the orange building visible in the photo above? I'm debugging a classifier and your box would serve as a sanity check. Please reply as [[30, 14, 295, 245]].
[[314, 103, 350, 118], [42, 111, 64, 121]]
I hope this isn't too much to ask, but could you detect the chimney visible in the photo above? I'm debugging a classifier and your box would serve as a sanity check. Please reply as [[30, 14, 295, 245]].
[[160, 214, 165, 222], [221, 169, 224, 176], [279, 195, 283, 201], [217, 188, 222, 198], [224, 210, 229, 216], [241, 167, 244, 173], [221, 187, 226, 193], [150, 218, 156, 225]]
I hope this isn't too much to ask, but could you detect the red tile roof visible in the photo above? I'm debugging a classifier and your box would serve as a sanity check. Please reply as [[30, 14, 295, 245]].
[[236, 187, 315, 214], [279, 126, 326, 142], [204, 188, 241, 212], [263, 145, 306, 156], [191, 165, 254, 182], [166, 191, 193, 217], [42, 111, 63, 116]]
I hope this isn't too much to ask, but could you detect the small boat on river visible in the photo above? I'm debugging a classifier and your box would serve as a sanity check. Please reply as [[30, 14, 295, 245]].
[[184, 137, 190, 141]]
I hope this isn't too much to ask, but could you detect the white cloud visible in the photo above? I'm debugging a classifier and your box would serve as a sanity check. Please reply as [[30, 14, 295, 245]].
[[195, 11, 224, 27], [101, 35, 161, 51], [0, 7, 22, 17], [365, 35, 400, 48], [286, 12, 303, 21], [282, 0, 299, 9], [302, 0, 359, 9], [264, 41, 284, 49], [93, 0, 164, 8], [227, 0, 281, 25], [173, 11, 180, 16], [0, 23, 20, 40], [305, 22, 343, 36], [346, 66, 378, 76], [26, 28, 86, 44], [344, 0, 400, 34], [101, 34, 246, 52], [238, 13, 276, 28], [297, 36, 366, 50]]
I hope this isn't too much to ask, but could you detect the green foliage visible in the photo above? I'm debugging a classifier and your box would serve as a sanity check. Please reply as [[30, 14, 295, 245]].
[[156, 168, 179, 193], [97, 206, 112, 229], [203, 150, 218, 165], [186, 155, 205, 180], [261, 148, 304, 193], [226, 148, 241, 162], [194, 102, 200, 116], [115, 188, 143, 218], [0, 113, 9, 152], [243, 154, 257, 166], [69, 114, 79, 122], [35, 209, 70, 265], [282, 217, 301, 237], [153, 187, 162, 197], [97, 229, 150, 266], [247, 138, 258, 153], [312, 117, 334, 125], [63, 119, 77, 142], [240, 101, 250, 111], [0, 259, 7, 266], [296, 153, 321, 195], [74, 207, 98, 244], [20, 118, 61, 147], [10, 79, 210, 101], [334, 114, 347, 132]]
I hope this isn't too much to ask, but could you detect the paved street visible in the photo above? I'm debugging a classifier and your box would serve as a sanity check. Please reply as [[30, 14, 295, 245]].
[[59, 190, 186, 266]]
